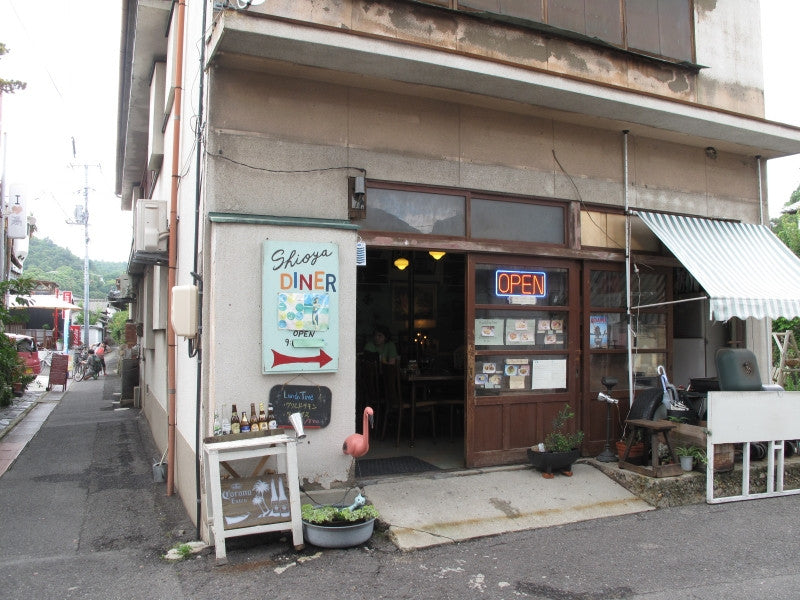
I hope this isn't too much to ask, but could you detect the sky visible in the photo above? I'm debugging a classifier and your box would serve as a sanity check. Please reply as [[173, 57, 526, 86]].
[[0, 1, 799, 265]]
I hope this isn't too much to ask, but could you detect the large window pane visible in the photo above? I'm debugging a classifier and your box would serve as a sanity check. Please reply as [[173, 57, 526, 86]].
[[590, 270, 625, 308], [471, 199, 564, 244], [365, 189, 465, 236]]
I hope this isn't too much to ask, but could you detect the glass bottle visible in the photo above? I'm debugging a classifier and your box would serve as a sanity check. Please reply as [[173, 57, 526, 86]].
[[258, 402, 268, 432], [240, 411, 251, 433], [249, 403, 259, 432], [213, 410, 221, 437], [267, 403, 277, 431], [230, 404, 240, 434]]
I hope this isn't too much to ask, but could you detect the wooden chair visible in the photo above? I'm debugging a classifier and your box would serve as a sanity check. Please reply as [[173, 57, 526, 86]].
[[381, 364, 437, 447]]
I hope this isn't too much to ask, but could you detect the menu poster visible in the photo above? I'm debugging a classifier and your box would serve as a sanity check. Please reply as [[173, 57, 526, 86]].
[[505, 319, 536, 345], [474, 319, 505, 345], [590, 315, 608, 349], [531, 359, 567, 390]]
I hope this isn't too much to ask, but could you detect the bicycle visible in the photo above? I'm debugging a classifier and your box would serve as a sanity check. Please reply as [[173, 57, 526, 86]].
[[73, 359, 87, 382]]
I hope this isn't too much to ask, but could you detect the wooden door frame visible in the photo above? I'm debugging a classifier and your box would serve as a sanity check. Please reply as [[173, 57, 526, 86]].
[[465, 254, 582, 468]]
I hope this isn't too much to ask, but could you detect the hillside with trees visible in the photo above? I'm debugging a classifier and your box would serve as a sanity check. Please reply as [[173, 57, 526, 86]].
[[23, 236, 126, 300]]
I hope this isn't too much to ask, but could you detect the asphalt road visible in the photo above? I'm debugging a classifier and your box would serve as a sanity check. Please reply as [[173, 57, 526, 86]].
[[1, 361, 799, 599]]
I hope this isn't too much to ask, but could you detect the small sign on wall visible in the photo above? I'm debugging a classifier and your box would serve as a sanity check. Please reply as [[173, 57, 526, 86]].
[[269, 384, 332, 429], [262, 241, 339, 373]]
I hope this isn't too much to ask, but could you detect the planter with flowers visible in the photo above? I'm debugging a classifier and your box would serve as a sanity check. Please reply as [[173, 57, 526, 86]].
[[301, 496, 379, 548]]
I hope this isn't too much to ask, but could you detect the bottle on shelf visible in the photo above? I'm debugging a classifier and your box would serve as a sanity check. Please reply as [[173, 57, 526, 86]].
[[249, 403, 259, 432], [258, 402, 268, 432], [240, 411, 251, 433], [213, 410, 222, 437], [231, 404, 241, 434], [267, 403, 277, 431]]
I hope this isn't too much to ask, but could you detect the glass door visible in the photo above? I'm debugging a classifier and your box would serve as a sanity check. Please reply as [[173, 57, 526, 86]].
[[466, 255, 581, 467]]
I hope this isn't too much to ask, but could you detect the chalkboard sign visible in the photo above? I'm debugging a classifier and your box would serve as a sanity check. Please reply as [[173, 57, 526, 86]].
[[269, 384, 331, 428]]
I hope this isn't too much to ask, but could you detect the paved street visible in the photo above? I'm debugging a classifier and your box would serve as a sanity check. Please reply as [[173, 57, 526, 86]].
[[2, 356, 800, 598]]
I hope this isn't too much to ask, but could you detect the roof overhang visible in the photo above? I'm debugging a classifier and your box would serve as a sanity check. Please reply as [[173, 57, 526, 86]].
[[116, 0, 172, 211], [207, 11, 800, 159]]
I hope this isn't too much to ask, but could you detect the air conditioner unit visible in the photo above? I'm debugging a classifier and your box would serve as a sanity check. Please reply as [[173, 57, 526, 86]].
[[134, 199, 168, 252], [117, 274, 132, 296]]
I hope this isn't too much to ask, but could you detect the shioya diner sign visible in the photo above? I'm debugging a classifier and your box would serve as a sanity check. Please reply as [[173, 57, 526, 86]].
[[262, 241, 339, 373]]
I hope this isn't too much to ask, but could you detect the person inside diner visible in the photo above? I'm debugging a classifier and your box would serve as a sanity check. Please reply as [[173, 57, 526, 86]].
[[363, 325, 398, 365]]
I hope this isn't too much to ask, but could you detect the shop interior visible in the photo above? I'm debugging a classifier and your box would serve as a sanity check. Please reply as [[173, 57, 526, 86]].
[[355, 249, 466, 474]]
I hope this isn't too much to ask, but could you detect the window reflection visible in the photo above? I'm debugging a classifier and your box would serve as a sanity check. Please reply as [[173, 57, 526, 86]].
[[364, 189, 465, 236]]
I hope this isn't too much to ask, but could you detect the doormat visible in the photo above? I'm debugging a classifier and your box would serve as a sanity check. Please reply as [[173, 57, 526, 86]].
[[355, 456, 440, 478]]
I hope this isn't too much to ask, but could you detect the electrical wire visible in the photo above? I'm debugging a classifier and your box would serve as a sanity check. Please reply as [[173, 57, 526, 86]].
[[208, 150, 366, 175]]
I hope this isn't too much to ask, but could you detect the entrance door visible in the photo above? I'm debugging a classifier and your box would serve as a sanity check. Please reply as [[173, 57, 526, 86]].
[[466, 256, 581, 467]]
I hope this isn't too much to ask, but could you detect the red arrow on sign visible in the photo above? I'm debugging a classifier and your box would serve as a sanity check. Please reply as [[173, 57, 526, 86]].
[[271, 349, 333, 368]]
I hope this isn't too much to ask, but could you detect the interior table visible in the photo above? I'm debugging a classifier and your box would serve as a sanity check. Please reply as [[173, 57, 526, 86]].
[[404, 372, 463, 446]]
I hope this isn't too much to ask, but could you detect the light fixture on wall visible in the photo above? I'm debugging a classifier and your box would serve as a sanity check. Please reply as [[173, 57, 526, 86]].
[[348, 175, 367, 220], [428, 250, 446, 261], [393, 257, 409, 271]]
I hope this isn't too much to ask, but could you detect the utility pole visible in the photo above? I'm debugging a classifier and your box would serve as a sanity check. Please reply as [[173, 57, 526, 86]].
[[69, 138, 99, 348]]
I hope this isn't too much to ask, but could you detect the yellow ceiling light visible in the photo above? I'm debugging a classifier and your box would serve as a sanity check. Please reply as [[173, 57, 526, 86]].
[[394, 257, 409, 270], [429, 250, 446, 260]]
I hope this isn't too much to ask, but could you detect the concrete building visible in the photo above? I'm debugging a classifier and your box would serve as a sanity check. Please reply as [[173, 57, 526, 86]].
[[116, 0, 800, 534]]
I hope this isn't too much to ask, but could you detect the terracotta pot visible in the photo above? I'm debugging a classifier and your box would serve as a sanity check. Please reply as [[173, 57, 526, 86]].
[[616, 440, 645, 465]]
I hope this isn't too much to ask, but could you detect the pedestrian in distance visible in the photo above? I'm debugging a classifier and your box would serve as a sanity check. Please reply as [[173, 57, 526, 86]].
[[95, 341, 107, 376]]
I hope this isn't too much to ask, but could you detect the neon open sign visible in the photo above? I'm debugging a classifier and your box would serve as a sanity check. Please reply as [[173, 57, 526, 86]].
[[495, 270, 547, 297]]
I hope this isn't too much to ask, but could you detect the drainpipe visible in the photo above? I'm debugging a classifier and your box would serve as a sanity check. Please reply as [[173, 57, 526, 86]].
[[623, 130, 633, 407], [756, 156, 765, 225], [192, 0, 209, 541], [166, 0, 187, 497]]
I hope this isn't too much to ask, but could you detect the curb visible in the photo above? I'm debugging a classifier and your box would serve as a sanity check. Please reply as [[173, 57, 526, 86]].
[[0, 388, 53, 443]]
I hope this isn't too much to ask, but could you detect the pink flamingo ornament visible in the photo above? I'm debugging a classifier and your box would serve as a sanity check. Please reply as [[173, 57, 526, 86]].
[[343, 407, 374, 458]]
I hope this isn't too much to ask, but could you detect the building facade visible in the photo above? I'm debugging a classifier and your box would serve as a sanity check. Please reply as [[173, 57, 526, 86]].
[[117, 0, 800, 532]]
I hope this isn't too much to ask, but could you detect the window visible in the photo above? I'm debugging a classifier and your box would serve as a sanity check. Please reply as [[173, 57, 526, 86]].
[[365, 185, 567, 247], [413, 0, 695, 64]]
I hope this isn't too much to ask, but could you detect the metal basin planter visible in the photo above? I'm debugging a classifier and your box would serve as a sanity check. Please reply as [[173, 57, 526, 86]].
[[302, 518, 376, 548], [527, 448, 581, 478]]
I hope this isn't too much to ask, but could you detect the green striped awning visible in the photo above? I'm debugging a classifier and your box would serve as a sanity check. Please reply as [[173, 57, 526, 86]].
[[635, 211, 800, 321]]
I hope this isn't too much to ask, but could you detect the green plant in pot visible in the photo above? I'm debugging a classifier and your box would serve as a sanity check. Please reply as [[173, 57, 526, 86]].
[[528, 404, 584, 478], [301, 495, 379, 548], [676, 445, 707, 471]]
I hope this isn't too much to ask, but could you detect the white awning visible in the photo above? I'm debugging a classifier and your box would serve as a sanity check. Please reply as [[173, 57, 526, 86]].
[[8, 294, 81, 311], [634, 211, 800, 321]]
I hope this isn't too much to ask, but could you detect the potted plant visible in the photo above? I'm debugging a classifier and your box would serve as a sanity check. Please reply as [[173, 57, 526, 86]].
[[675, 445, 707, 471], [527, 404, 584, 478], [616, 430, 645, 465], [301, 497, 379, 548]]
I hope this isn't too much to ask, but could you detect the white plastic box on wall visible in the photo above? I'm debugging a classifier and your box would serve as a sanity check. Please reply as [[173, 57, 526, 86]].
[[134, 199, 168, 252]]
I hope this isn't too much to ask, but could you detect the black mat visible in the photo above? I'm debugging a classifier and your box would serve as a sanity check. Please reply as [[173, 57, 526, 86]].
[[355, 456, 440, 478]]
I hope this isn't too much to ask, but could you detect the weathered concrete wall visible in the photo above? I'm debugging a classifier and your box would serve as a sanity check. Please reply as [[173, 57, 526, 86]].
[[208, 68, 760, 222], [239, 0, 764, 116], [205, 222, 358, 487]]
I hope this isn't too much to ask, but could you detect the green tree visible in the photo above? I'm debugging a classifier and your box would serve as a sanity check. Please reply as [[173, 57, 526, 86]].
[[0, 277, 37, 406], [108, 310, 129, 345], [24, 237, 127, 300], [771, 186, 800, 390], [1, 42, 26, 94]]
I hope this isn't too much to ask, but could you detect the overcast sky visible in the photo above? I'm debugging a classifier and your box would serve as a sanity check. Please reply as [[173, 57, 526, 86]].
[[0, 1, 798, 263]]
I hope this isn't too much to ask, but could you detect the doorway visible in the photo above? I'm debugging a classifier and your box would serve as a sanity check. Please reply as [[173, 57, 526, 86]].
[[355, 249, 466, 474], [466, 255, 581, 467]]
